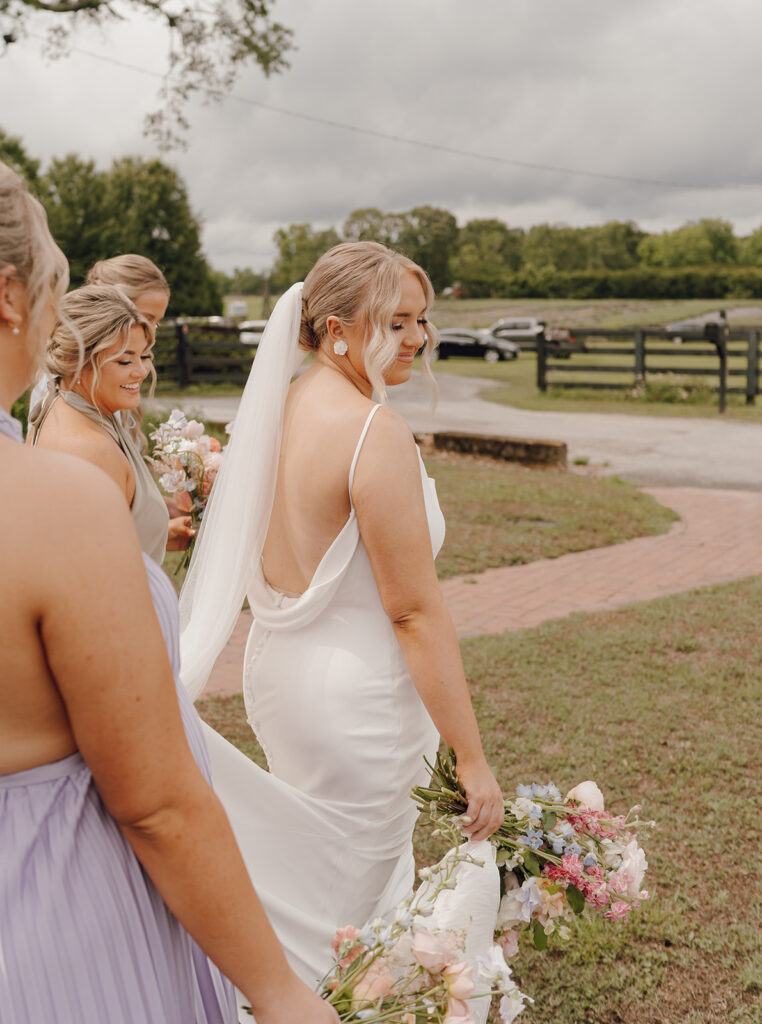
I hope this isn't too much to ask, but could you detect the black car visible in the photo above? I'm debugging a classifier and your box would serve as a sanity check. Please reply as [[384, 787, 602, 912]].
[[432, 328, 519, 362]]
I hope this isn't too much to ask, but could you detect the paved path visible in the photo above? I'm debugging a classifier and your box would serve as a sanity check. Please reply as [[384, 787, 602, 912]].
[[201, 486, 762, 697], [158, 371, 762, 490]]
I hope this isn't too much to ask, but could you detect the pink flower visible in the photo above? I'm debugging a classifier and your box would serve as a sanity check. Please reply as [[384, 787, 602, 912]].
[[181, 419, 205, 440], [331, 925, 365, 969], [496, 930, 520, 958], [208, 436, 222, 453], [173, 488, 193, 514], [444, 961, 474, 1002], [444, 998, 474, 1024], [604, 900, 630, 922], [351, 964, 395, 1005], [412, 930, 458, 972]]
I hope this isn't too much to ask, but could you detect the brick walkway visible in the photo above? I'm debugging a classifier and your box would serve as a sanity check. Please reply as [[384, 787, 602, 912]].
[[202, 486, 762, 697]]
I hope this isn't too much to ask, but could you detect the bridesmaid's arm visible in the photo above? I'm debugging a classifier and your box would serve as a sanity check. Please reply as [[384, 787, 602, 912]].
[[35, 456, 336, 1024], [352, 408, 504, 842]]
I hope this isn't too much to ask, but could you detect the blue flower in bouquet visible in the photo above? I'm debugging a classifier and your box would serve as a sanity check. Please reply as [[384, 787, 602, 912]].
[[515, 784, 534, 799], [583, 852, 598, 868], [523, 826, 544, 850]]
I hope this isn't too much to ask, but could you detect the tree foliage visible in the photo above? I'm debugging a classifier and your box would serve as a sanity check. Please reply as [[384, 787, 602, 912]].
[[638, 218, 739, 268], [450, 218, 524, 297], [271, 223, 342, 289], [1, 0, 293, 147], [0, 134, 221, 315], [0, 127, 42, 193]]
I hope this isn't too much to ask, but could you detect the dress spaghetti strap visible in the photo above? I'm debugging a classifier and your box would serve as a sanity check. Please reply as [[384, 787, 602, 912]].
[[348, 404, 382, 505]]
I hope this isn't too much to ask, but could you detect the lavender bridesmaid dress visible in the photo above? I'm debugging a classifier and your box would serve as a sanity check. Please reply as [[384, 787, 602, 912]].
[[0, 404, 237, 1024]]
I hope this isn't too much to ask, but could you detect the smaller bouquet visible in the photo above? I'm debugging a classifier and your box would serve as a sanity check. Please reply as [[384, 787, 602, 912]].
[[319, 849, 530, 1024], [148, 409, 224, 567], [413, 751, 654, 956]]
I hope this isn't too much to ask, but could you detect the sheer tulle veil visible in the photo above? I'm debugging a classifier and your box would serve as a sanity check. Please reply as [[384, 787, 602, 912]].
[[178, 282, 306, 700]]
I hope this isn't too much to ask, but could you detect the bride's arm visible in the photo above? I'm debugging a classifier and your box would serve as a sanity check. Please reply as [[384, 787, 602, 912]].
[[35, 457, 336, 1024], [352, 409, 504, 841]]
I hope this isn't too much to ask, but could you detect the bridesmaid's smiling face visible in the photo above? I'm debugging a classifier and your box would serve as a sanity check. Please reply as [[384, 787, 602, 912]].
[[78, 324, 154, 415]]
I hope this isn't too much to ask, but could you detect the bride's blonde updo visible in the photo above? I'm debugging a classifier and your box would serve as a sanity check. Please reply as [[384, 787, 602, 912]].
[[47, 284, 156, 405], [300, 241, 439, 402], [0, 162, 69, 366]]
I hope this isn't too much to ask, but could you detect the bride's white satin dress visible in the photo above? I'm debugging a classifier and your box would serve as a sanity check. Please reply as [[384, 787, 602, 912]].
[[201, 407, 443, 989]]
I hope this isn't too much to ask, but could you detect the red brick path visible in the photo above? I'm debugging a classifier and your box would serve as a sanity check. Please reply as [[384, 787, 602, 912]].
[[202, 487, 762, 697]]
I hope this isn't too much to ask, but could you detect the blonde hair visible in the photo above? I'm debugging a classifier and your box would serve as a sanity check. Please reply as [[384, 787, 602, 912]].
[[86, 254, 169, 304], [0, 161, 69, 367], [300, 241, 439, 403], [47, 284, 156, 406]]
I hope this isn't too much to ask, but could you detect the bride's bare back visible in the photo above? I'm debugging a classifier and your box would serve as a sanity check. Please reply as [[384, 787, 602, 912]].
[[261, 364, 378, 596]]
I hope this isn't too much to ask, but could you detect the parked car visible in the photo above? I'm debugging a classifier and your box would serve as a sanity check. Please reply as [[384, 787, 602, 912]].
[[433, 327, 519, 362], [488, 317, 582, 358], [238, 319, 268, 346]]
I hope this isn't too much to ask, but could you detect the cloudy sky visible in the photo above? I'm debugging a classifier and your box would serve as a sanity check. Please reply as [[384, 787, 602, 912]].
[[3, 0, 762, 271]]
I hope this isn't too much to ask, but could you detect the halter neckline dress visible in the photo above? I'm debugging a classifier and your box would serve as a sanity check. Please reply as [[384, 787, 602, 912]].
[[30, 385, 169, 563], [0, 408, 237, 1022]]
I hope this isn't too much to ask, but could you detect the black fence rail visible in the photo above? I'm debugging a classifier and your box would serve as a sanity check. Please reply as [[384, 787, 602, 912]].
[[154, 322, 256, 388], [537, 326, 761, 412]]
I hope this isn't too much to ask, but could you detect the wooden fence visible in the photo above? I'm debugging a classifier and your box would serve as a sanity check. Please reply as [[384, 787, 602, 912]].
[[153, 322, 255, 388], [537, 326, 761, 412]]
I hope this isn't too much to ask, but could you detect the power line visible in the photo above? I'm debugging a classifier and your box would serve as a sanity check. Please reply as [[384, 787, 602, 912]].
[[26, 34, 750, 192]]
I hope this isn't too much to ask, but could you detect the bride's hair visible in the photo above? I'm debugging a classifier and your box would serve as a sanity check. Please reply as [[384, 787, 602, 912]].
[[86, 254, 170, 306], [299, 241, 439, 403], [0, 162, 69, 366], [47, 284, 156, 406]]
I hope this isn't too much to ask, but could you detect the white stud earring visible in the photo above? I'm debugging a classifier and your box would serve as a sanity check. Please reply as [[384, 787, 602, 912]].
[[333, 339, 348, 356], [11, 326, 20, 335]]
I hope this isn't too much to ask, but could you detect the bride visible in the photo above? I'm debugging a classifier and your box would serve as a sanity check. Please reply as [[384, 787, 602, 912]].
[[179, 241, 503, 996]]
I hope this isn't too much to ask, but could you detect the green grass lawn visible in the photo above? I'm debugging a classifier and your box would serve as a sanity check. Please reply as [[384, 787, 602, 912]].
[[198, 575, 762, 1024], [426, 454, 676, 579], [433, 354, 762, 421], [429, 297, 762, 331]]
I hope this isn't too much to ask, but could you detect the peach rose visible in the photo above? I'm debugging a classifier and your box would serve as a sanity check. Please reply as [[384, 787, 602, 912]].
[[444, 961, 474, 1003], [412, 930, 458, 972], [351, 964, 395, 1006]]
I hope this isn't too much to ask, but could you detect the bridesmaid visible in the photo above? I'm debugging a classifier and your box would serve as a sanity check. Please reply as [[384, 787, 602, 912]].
[[29, 252, 193, 550], [0, 161, 337, 1023], [29, 283, 193, 562]]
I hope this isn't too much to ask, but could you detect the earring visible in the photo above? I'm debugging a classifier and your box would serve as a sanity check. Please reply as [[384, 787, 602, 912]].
[[333, 339, 348, 356], [11, 326, 20, 335]]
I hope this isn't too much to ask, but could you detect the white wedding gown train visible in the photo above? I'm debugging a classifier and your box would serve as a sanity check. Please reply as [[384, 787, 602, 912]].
[[196, 407, 498, 1022]]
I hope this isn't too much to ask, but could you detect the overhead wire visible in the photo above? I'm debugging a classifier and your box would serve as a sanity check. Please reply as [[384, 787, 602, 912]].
[[22, 31, 739, 192]]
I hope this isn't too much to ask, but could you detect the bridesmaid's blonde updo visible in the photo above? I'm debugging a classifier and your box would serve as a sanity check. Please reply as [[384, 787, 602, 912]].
[[86, 254, 169, 306], [0, 162, 69, 365], [47, 284, 156, 405], [300, 241, 439, 402]]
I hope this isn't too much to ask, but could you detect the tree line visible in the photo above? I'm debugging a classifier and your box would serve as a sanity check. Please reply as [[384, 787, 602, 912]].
[[8, 122, 762, 308], [219, 207, 762, 301], [1, 129, 222, 317]]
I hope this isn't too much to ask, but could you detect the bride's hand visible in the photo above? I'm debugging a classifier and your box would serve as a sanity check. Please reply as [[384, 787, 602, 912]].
[[456, 756, 504, 841], [253, 974, 340, 1024]]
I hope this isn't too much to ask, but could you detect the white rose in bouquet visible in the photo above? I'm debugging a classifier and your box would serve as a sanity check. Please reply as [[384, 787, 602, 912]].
[[566, 781, 605, 812], [618, 839, 648, 898]]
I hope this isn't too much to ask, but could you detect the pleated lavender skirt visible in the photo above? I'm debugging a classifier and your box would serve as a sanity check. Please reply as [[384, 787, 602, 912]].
[[0, 558, 238, 1023]]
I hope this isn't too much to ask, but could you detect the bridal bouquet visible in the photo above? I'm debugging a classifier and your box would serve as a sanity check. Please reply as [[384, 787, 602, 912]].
[[320, 849, 530, 1024], [148, 409, 223, 564], [413, 750, 654, 956]]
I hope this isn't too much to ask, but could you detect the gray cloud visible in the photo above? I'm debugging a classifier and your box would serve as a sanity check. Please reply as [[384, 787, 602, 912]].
[[4, 0, 762, 270]]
